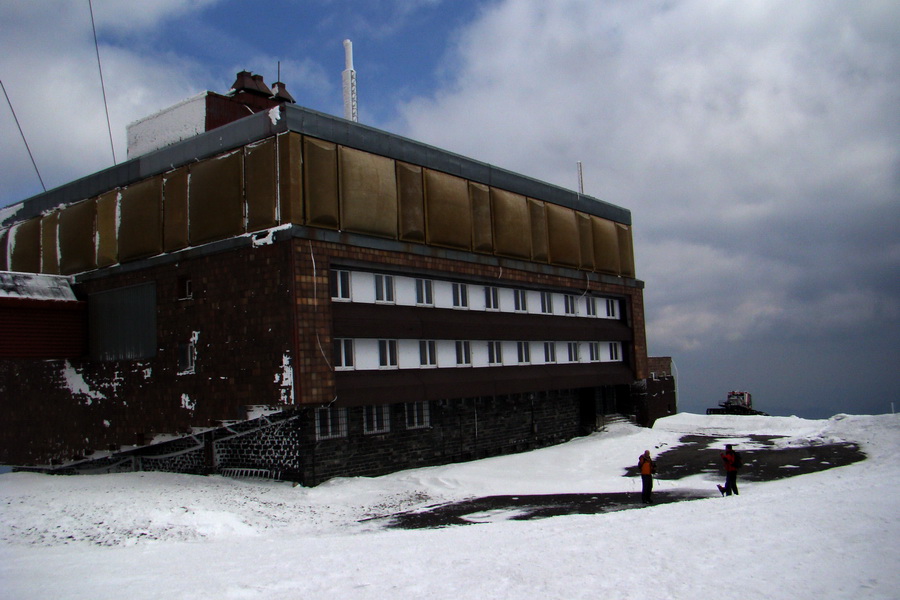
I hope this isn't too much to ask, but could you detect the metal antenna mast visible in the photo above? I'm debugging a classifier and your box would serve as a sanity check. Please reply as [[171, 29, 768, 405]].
[[1, 79, 46, 192], [342, 39, 358, 122]]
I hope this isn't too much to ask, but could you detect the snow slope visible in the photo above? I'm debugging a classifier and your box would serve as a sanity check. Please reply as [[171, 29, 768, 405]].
[[1, 413, 897, 600]]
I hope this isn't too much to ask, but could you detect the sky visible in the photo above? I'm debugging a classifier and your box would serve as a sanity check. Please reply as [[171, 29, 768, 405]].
[[0, 0, 898, 419]]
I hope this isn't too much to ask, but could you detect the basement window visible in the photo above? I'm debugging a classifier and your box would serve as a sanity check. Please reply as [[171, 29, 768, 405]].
[[177, 276, 193, 300], [315, 406, 347, 440], [177, 340, 197, 374], [405, 401, 431, 429], [363, 405, 391, 434]]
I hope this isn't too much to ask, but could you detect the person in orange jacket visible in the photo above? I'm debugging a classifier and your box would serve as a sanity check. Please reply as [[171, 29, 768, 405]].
[[718, 444, 740, 496], [638, 450, 656, 504]]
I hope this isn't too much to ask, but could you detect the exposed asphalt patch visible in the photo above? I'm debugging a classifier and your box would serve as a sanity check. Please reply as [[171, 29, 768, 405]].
[[368, 434, 866, 530]]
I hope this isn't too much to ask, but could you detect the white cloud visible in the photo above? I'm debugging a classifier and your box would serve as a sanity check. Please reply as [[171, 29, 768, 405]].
[[394, 0, 900, 414]]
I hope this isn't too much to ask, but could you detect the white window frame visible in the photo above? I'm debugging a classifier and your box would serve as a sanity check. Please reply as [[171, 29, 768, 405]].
[[331, 269, 351, 301], [405, 401, 430, 429], [378, 339, 399, 369], [517, 341, 531, 364], [513, 289, 528, 312], [452, 282, 469, 309], [375, 274, 395, 304], [487, 341, 503, 365], [419, 340, 437, 367], [315, 406, 347, 440], [455, 340, 472, 366], [363, 404, 391, 434], [564, 294, 578, 315], [606, 298, 619, 318], [567, 342, 579, 363], [585, 296, 597, 317], [540, 291, 553, 314], [484, 286, 500, 311], [543, 341, 557, 363], [334, 338, 354, 370], [609, 342, 621, 361], [415, 278, 434, 306], [588, 341, 601, 362]]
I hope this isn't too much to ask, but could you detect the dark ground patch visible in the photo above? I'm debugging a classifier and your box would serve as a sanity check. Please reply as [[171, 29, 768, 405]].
[[370, 434, 866, 530]]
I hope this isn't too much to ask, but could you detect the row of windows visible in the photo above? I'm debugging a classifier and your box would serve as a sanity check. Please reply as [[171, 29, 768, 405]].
[[316, 401, 431, 440], [334, 339, 623, 370], [331, 270, 620, 319]]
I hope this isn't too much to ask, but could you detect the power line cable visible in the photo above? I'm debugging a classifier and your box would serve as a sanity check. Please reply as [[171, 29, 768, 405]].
[[89, 0, 117, 165], [1, 79, 46, 192]]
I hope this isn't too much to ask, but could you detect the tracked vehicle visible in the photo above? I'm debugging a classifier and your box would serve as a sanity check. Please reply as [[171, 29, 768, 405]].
[[706, 391, 768, 416]]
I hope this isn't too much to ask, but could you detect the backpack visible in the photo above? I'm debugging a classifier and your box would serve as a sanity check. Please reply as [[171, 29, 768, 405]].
[[733, 451, 742, 469]]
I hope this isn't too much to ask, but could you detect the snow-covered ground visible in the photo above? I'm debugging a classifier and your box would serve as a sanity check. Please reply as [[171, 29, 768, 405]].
[[1, 413, 897, 600]]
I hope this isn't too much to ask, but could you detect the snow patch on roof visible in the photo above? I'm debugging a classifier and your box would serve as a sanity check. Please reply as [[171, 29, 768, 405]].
[[0, 271, 77, 301]]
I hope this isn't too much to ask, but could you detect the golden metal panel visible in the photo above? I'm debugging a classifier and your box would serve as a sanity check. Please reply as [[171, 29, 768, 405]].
[[40, 212, 59, 274], [424, 169, 471, 250], [120, 176, 163, 262], [577, 212, 594, 271], [339, 146, 398, 239], [591, 216, 620, 275], [58, 199, 97, 275], [397, 162, 425, 242], [163, 168, 188, 252], [246, 138, 278, 232], [528, 199, 548, 262], [617, 223, 636, 278], [303, 137, 339, 229], [491, 188, 531, 259], [189, 151, 244, 245], [546, 203, 580, 267], [278, 132, 303, 224], [9, 218, 41, 273], [96, 191, 118, 267], [470, 182, 492, 253]]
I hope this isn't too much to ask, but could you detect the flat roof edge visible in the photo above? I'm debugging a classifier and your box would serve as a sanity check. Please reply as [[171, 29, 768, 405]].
[[4, 104, 631, 227]]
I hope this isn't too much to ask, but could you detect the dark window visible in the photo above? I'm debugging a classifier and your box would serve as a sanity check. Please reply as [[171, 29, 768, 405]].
[[331, 270, 351, 300], [177, 276, 193, 300], [364, 405, 391, 434], [405, 401, 430, 429], [89, 283, 157, 361]]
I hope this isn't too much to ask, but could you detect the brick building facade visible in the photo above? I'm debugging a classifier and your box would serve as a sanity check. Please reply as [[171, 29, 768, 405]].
[[0, 74, 673, 484]]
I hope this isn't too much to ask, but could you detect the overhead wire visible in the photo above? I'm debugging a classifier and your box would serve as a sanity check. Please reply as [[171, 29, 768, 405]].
[[88, 0, 117, 165], [1, 79, 45, 192]]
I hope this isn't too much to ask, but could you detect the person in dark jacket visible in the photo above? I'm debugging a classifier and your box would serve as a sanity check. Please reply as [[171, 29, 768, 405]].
[[718, 444, 740, 496], [638, 450, 656, 504]]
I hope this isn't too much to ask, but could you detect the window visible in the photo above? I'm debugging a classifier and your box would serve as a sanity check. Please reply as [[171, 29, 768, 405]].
[[315, 406, 347, 440], [452, 283, 469, 308], [415, 279, 434, 306], [177, 276, 193, 300], [177, 340, 196, 373], [455, 340, 472, 366], [540, 291, 553, 314], [331, 270, 351, 300], [484, 286, 500, 310], [517, 341, 531, 364], [513, 289, 528, 312], [609, 342, 621, 361], [334, 338, 354, 370], [588, 342, 601, 362], [406, 401, 431, 429], [564, 295, 578, 315], [567, 342, 579, 362], [606, 298, 618, 318], [419, 340, 437, 367], [375, 274, 394, 303], [585, 297, 597, 317], [543, 342, 557, 363], [378, 339, 398, 368], [364, 404, 391, 434], [487, 341, 503, 365]]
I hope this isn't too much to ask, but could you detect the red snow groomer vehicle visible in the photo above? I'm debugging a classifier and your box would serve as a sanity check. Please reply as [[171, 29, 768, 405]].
[[706, 391, 769, 416]]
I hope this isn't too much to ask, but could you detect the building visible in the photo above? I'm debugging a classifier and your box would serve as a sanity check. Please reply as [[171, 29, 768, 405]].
[[0, 73, 672, 484]]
